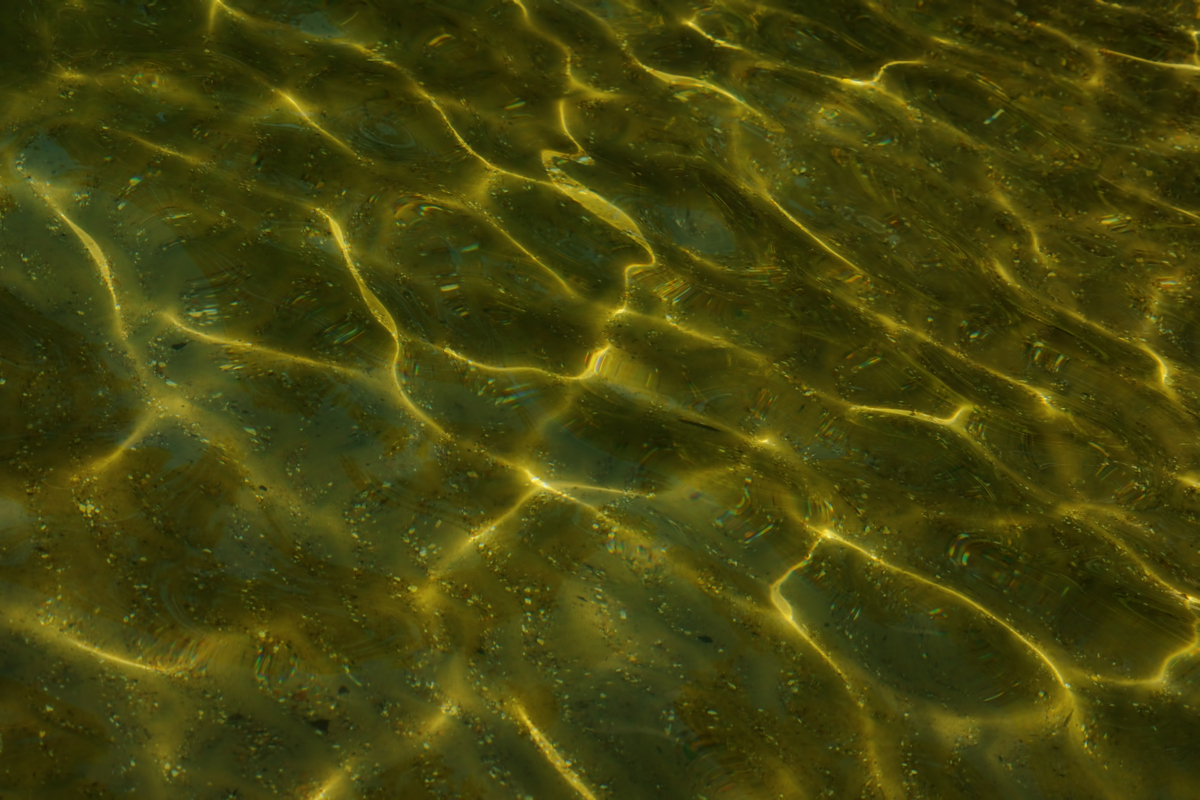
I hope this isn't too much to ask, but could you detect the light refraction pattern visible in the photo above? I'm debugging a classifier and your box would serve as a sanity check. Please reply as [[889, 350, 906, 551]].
[[1, 0, 1200, 797]]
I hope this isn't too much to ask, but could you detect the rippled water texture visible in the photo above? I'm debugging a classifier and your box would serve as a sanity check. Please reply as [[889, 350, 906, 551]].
[[2, 0, 1200, 796]]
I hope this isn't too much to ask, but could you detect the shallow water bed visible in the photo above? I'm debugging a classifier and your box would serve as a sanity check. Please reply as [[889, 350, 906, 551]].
[[1, 0, 1199, 797]]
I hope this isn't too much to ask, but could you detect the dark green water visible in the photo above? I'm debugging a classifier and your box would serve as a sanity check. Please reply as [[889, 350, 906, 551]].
[[2, 0, 1200, 797]]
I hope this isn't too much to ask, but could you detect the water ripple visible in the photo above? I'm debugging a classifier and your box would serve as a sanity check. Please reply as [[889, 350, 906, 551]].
[[1, 0, 1199, 796]]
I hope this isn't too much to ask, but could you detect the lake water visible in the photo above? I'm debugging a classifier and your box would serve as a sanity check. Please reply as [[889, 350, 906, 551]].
[[2, 0, 1199, 797]]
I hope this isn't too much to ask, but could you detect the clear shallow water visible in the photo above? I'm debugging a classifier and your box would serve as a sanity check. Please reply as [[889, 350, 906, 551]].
[[1, 0, 1200, 797]]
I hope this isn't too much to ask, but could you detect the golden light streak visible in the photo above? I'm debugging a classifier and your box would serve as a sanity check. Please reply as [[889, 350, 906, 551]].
[[814, 528, 1072, 692], [1099, 48, 1200, 71], [769, 540, 864, 701], [512, 703, 598, 800], [161, 313, 364, 378], [847, 403, 973, 430], [837, 59, 927, 88], [38, 194, 127, 343], [276, 91, 358, 157], [55, 634, 178, 676], [683, 19, 750, 54], [317, 209, 450, 438], [541, 151, 648, 247], [86, 413, 159, 476]]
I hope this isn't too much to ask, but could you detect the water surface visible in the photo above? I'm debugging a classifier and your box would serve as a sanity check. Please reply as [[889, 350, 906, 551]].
[[2, 0, 1200, 797]]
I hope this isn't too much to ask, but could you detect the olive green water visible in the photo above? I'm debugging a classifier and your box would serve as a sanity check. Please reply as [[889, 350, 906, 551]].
[[2, 0, 1200, 797]]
